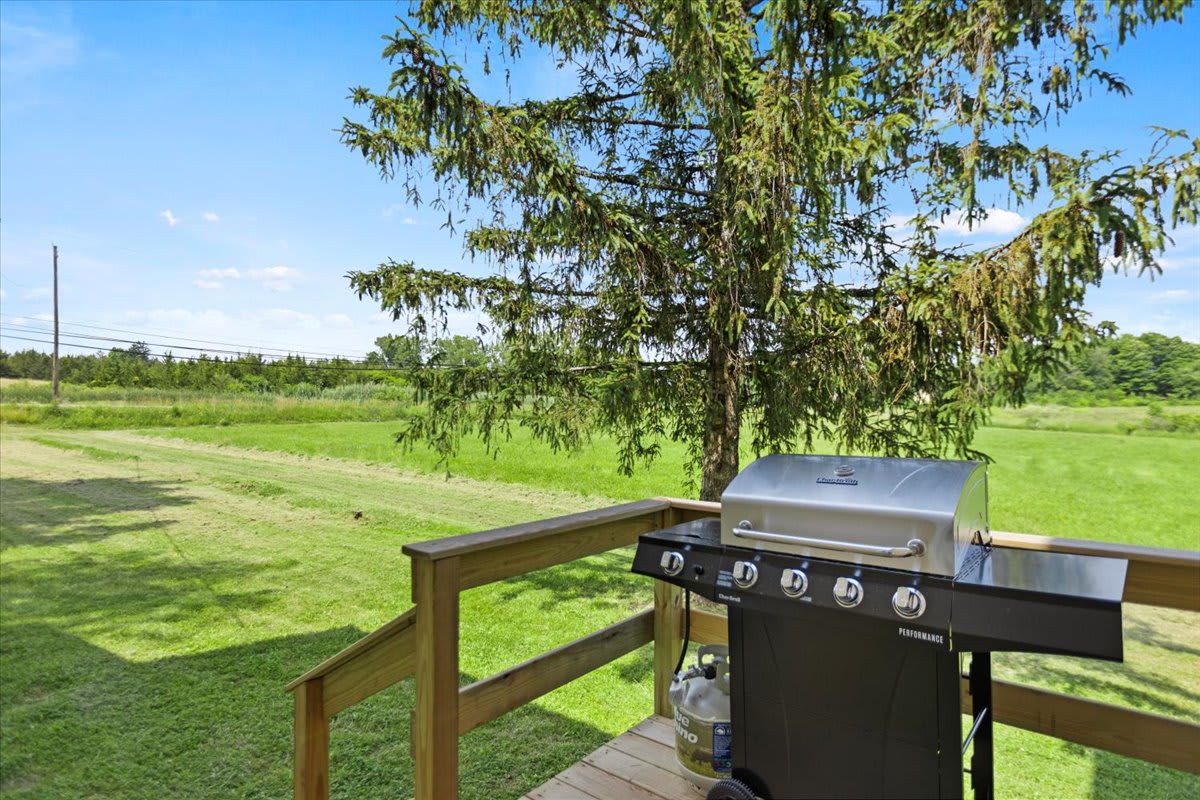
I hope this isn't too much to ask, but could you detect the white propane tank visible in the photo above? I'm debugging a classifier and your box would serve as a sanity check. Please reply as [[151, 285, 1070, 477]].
[[669, 644, 733, 792]]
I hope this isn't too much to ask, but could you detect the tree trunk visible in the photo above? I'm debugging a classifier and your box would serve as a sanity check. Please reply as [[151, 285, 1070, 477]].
[[699, 338, 741, 501]]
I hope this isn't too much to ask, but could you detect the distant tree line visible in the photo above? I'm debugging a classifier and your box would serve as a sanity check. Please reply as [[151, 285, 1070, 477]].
[[1034, 332, 1200, 400], [1, 331, 1194, 401], [0, 346, 377, 392], [0, 334, 494, 393]]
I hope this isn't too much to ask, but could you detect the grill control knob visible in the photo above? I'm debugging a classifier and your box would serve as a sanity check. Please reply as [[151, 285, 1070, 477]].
[[892, 586, 926, 619], [833, 577, 863, 608], [780, 568, 808, 598], [732, 561, 759, 589], [660, 551, 684, 577]]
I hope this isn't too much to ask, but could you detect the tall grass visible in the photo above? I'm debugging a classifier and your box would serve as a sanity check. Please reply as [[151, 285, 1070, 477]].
[[988, 402, 1200, 436], [0, 401, 415, 429], [0, 380, 417, 428], [0, 380, 241, 405], [0, 379, 414, 405]]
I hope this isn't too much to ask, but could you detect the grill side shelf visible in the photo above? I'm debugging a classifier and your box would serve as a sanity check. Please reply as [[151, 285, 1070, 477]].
[[952, 548, 1126, 660]]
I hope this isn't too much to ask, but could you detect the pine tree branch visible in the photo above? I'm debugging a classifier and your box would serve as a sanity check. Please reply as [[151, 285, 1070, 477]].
[[575, 166, 712, 198]]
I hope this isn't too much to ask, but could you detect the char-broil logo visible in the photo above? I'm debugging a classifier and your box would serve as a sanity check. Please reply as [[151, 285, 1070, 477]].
[[717, 593, 742, 604], [898, 626, 944, 645], [816, 477, 858, 486]]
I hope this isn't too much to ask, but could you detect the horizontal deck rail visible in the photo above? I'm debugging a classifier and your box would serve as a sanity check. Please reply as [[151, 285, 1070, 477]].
[[402, 498, 670, 592], [288, 496, 1200, 799], [458, 609, 654, 736]]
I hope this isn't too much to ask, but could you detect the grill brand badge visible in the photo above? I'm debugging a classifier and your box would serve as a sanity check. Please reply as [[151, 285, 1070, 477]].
[[817, 465, 858, 486]]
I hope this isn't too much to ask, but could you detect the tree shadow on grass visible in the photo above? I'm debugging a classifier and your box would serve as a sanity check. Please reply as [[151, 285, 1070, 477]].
[[0, 623, 635, 800], [1, 543, 277, 639], [6, 622, 1194, 800], [0, 476, 196, 550], [1075, 741, 1200, 799], [494, 548, 651, 610], [1123, 608, 1200, 658], [996, 656, 1200, 720]]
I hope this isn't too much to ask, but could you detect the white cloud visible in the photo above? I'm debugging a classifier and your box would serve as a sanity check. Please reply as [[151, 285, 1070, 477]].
[[251, 266, 295, 279], [254, 308, 319, 329], [190, 266, 298, 292], [1159, 255, 1200, 271], [197, 268, 241, 280], [886, 208, 1028, 238], [248, 265, 299, 292], [1146, 289, 1196, 305], [0, 288, 5, 301], [943, 208, 1028, 236], [1157, 225, 1200, 270], [382, 204, 420, 225], [21, 287, 50, 300], [159, 209, 179, 227], [202, 211, 219, 223], [1121, 310, 1200, 342], [883, 213, 915, 230], [0, 19, 79, 74], [324, 313, 353, 328]]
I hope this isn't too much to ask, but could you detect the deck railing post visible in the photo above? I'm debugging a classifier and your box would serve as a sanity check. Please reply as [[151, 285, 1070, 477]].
[[653, 507, 684, 718], [653, 581, 683, 717], [413, 555, 461, 800], [293, 678, 329, 800]]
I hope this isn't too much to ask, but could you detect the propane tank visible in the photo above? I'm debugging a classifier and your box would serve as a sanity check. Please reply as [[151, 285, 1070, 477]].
[[669, 644, 733, 792]]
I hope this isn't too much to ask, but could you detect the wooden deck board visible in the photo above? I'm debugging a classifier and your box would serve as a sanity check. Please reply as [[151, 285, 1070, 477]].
[[521, 715, 705, 800]]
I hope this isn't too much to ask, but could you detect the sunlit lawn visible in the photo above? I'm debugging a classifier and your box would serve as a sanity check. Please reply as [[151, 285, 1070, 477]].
[[1, 414, 1197, 799]]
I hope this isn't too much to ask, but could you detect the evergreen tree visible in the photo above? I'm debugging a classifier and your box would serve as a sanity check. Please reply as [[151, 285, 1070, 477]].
[[344, 0, 1199, 497]]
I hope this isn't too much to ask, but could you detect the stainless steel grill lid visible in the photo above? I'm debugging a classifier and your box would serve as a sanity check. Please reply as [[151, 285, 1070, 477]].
[[720, 454, 989, 577]]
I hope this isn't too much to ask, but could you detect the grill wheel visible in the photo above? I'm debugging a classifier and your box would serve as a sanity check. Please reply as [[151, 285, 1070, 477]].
[[706, 777, 757, 800]]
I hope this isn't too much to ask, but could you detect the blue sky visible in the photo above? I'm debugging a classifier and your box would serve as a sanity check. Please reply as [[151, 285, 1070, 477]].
[[1, 1, 1198, 362]]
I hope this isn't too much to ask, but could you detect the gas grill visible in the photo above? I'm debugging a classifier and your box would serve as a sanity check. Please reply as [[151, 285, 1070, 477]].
[[632, 454, 1127, 799]]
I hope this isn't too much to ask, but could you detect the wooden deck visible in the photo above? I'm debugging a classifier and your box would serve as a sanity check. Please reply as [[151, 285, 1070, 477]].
[[521, 715, 706, 800], [289, 498, 1200, 799]]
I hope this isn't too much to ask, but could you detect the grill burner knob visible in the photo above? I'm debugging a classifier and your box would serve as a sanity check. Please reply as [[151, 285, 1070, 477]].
[[833, 577, 864, 608], [892, 586, 926, 619], [660, 551, 685, 576], [732, 560, 759, 589], [780, 568, 808, 597]]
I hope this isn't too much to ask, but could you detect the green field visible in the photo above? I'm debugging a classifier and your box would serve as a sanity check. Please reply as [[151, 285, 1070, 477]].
[[153, 418, 1200, 549], [0, 380, 414, 429], [988, 403, 1200, 437], [1, 403, 1198, 799]]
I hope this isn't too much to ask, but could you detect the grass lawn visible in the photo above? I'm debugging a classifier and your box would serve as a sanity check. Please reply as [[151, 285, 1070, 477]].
[[0, 396, 413, 429], [1, 422, 1197, 799], [988, 403, 1200, 437], [154, 418, 1200, 549]]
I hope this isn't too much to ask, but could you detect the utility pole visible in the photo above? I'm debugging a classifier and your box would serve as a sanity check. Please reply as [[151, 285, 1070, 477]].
[[52, 244, 59, 401]]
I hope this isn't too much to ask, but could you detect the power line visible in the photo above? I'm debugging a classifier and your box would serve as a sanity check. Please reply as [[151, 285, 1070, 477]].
[[0, 323, 377, 364], [0, 332, 405, 373], [59, 319, 355, 359], [0, 316, 360, 361], [24, 312, 379, 358]]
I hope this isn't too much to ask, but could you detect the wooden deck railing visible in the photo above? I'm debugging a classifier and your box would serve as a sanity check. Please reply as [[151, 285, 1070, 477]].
[[286, 497, 1200, 799]]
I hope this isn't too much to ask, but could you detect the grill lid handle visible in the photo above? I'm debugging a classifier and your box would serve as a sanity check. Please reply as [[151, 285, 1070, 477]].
[[732, 521, 927, 559]]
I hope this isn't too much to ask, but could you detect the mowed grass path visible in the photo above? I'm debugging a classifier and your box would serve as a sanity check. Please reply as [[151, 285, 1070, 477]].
[[157, 419, 1200, 548], [1, 424, 1197, 799]]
